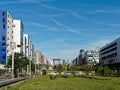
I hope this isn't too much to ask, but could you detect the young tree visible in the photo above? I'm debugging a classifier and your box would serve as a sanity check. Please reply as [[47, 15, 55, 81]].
[[57, 64, 63, 74], [6, 52, 29, 77]]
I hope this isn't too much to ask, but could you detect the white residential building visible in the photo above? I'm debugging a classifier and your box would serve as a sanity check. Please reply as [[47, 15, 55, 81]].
[[29, 41, 34, 61], [7, 12, 14, 57], [34, 51, 44, 64], [84, 47, 99, 65], [0, 10, 14, 64], [23, 34, 34, 61], [23, 34, 30, 58], [13, 20, 24, 53]]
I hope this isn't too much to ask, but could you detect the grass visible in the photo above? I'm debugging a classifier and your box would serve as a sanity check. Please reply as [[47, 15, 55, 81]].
[[7, 75, 120, 90]]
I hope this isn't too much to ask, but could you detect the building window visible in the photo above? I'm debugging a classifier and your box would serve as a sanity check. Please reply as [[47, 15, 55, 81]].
[[8, 14, 10, 17], [2, 12, 5, 16], [2, 43, 6, 47], [17, 45, 21, 47], [3, 24, 5, 29], [2, 49, 5, 53], [7, 50, 9, 53], [13, 25, 15, 27], [2, 18, 6, 22], [2, 56, 6, 59], [2, 36, 5, 40], [7, 44, 9, 46]]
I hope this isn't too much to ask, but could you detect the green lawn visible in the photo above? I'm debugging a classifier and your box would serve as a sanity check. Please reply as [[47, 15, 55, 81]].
[[7, 75, 120, 90]]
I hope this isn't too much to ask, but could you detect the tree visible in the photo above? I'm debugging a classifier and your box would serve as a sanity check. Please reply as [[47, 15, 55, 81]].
[[31, 62, 35, 73], [70, 65, 77, 71], [53, 65, 57, 70], [56, 64, 63, 74], [6, 52, 29, 77]]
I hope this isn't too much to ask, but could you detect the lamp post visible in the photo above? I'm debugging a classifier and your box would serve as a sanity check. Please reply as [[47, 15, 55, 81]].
[[10, 42, 16, 79], [35, 62, 36, 75], [29, 55, 31, 76], [29, 60, 31, 76], [27, 64, 29, 75], [19, 56, 22, 75]]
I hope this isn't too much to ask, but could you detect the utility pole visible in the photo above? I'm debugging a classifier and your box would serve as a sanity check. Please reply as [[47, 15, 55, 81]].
[[27, 65, 29, 75], [29, 59, 31, 76], [35, 63, 36, 75], [10, 42, 16, 79], [12, 50, 14, 79]]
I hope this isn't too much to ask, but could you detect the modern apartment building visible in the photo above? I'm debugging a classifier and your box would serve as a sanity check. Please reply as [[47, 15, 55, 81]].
[[72, 49, 86, 66], [84, 48, 99, 65], [13, 20, 24, 53], [29, 41, 34, 61], [0, 10, 14, 64], [23, 34, 34, 61], [0, 10, 35, 65], [23, 34, 30, 58], [100, 38, 120, 65], [72, 48, 99, 66], [34, 51, 44, 64]]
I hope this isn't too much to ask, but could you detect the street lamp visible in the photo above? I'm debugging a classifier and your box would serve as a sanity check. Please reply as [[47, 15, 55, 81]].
[[10, 42, 16, 79], [29, 55, 31, 76], [19, 56, 22, 75]]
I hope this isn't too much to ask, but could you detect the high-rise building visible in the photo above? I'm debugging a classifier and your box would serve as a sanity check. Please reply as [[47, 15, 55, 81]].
[[34, 51, 44, 64], [13, 20, 24, 53], [84, 48, 99, 65], [23, 34, 34, 61], [100, 38, 120, 65], [72, 49, 86, 66], [23, 34, 30, 58], [72, 48, 99, 66], [0, 10, 14, 64], [0, 10, 35, 65], [29, 41, 34, 61]]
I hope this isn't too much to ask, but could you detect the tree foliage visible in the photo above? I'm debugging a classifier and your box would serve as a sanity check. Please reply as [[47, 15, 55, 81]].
[[57, 64, 63, 74], [6, 52, 29, 72]]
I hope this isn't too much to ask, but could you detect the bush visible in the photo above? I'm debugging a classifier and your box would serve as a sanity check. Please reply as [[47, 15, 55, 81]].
[[95, 66, 116, 76], [62, 74, 73, 78], [49, 75, 56, 80], [42, 70, 46, 75]]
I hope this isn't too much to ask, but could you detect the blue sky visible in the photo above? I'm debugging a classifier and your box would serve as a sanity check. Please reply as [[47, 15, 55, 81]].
[[1, 0, 120, 60]]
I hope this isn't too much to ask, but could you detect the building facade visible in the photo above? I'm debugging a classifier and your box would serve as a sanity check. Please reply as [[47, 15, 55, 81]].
[[0, 11, 14, 64], [72, 49, 86, 66], [23, 34, 30, 58], [84, 48, 99, 65], [34, 51, 44, 65], [100, 38, 120, 65], [23, 34, 34, 61], [0, 10, 35, 65], [13, 20, 24, 53], [72, 48, 99, 66]]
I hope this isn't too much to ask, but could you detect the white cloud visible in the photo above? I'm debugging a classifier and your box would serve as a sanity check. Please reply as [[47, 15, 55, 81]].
[[49, 17, 83, 34], [29, 11, 64, 18], [90, 39, 112, 48], [41, 4, 120, 28], [49, 18, 63, 26], [30, 22, 59, 31], [0, 0, 39, 4], [41, 4, 87, 20], [0, 0, 52, 5], [34, 38, 79, 59], [88, 10, 120, 14]]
